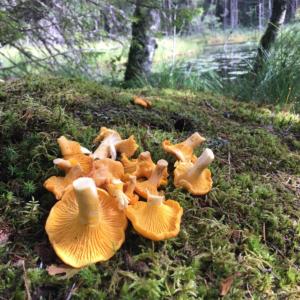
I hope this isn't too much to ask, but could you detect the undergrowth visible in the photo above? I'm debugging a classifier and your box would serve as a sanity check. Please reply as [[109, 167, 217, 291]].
[[0, 77, 299, 299]]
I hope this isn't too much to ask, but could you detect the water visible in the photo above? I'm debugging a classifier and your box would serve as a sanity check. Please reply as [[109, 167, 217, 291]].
[[184, 42, 257, 80]]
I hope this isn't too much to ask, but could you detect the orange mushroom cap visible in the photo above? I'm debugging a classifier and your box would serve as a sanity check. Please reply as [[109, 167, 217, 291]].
[[120, 153, 137, 174], [43, 165, 83, 200], [174, 148, 214, 195], [88, 158, 124, 187], [57, 136, 91, 159], [133, 96, 152, 108], [135, 159, 168, 198], [93, 127, 138, 160], [53, 154, 93, 175], [45, 177, 127, 268], [125, 192, 183, 241], [162, 132, 206, 162]]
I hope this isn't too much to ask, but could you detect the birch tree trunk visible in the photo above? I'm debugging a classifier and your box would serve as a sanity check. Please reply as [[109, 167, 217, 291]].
[[255, 0, 288, 71], [124, 1, 160, 83]]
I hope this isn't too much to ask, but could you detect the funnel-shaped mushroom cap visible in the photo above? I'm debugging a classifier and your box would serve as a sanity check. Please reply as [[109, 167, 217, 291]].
[[174, 148, 214, 195], [125, 192, 183, 241], [115, 136, 139, 158], [45, 177, 127, 268], [54, 154, 93, 175], [124, 175, 139, 205], [44, 165, 83, 200], [89, 158, 124, 187], [57, 136, 90, 158], [162, 132, 206, 162], [135, 159, 168, 198], [107, 179, 130, 210], [133, 96, 152, 108]]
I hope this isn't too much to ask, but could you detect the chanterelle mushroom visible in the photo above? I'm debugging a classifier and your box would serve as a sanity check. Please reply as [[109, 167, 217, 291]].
[[88, 158, 124, 187], [125, 192, 183, 241], [45, 177, 127, 268], [43, 165, 83, 200], [135, 159, 168, 198], [124, 175, 139, 205], [53, 154, 93, 175], [57, 136, 91, 159], [162, 132, 205, 162], [92, 127, 138, 160], [121, 152, 168, 185], [174, 148, 214, 195]]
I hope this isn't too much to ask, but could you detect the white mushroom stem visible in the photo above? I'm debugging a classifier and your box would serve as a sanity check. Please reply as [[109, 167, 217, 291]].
[[53, 158, 72, 171], [147, 192, 165, 206], [73, 177, 100, 226], [184, 132, 206, 148], [80, 146, 91, 154], [110, 179, 129, 210], [138, 151, 151, 161], [148, 159, 168, 187], [125, 176, 137, 196], [93, 134, 121, 160], [186, 148, 214, 178]]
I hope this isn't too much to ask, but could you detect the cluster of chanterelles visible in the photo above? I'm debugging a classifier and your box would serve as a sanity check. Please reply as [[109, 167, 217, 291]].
[[44, 128, 214, 268]]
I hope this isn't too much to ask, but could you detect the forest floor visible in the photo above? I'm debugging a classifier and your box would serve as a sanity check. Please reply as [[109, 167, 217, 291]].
[[0, 77, 300, 299]]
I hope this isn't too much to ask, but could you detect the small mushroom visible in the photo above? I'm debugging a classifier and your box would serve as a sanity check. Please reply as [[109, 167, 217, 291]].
[[43, 165, 83, 200], [45, 177, 127, 268], [133, 96, 152, 108], [53, 154, 93, 175], [107, 179, 130, 210], [162, 132, 206, 162], [135, 159, 168, 198], [57, 136, 91, 159], [93, 127, 138, 160], [121, 152, 168, 185], [174, 148, 214, 195], [125, 192, 183, 241], [88, 158, 124, 187], [124, 175, 139, 205]]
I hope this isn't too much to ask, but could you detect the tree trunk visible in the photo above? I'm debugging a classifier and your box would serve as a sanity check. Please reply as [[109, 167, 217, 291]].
[[255, 0, 288, 71], [124, 1, 160, 83]]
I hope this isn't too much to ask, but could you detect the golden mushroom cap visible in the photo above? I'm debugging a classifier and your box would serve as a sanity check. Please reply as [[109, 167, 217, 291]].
[[57, 136, 89, 158], [120, 153, 137, 174], [126, 193, 183, 241], [45, 178, 127, 268], [162, 132, 205, 163], [174, 161, 212, 195], [115, 135, 139, 158], [43, 165, 83, 200]]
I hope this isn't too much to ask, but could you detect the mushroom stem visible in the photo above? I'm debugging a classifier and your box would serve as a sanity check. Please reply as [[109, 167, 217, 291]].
[[139, 151, 151, 161], [186, 148, 214, 178], [53, 158, 72, 172], [184, 132, 206, 148], [73, 177, 100, 226], [147, 192, 164, 206], [109, 143, 117, 160], [148, 159, 168, 187], [126, 176, 136, 195], [109, 179, 129, 209]]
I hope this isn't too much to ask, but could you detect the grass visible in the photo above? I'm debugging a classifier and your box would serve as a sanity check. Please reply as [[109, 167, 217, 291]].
[[0, 76, 299, 299]]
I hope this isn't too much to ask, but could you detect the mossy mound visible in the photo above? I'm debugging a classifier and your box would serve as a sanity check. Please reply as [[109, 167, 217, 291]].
[[0, 77, 299, 299]]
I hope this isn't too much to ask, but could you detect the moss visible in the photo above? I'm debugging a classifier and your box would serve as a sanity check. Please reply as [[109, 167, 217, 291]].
[[0, 76, 299, 299]]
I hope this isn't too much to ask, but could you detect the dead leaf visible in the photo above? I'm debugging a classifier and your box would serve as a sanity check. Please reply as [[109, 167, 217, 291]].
[[133, 96, 152, 108], [219, 274, 235, 296], [47, 264, 80, 279]]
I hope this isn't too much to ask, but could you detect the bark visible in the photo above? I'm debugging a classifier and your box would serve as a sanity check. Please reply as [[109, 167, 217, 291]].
[[124, 1, 160, 83], [255, 0, 288, 71]]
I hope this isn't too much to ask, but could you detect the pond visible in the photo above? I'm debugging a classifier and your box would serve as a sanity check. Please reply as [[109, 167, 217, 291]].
[[183, 42, 257, 80]]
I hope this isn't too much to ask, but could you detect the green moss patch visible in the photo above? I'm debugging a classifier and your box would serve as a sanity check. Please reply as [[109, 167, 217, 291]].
[[0, 77, 299, 299]]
